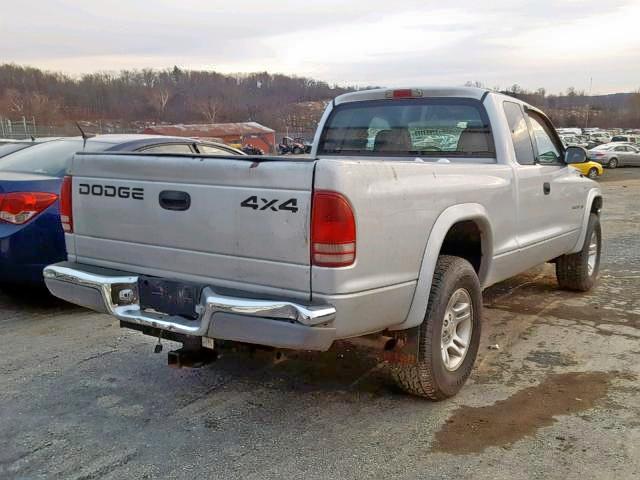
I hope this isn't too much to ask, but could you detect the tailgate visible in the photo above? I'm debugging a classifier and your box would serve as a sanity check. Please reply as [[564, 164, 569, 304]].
[[69, 153, 315, 296]]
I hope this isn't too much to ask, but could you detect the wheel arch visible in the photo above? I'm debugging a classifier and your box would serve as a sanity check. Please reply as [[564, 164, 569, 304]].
[[569, 188, 602, 254], [389, 203, 493, 331]]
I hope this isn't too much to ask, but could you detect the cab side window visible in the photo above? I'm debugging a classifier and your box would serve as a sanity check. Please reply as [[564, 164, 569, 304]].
[[503, 101, 535, 165], [526, 113, 562, 165]]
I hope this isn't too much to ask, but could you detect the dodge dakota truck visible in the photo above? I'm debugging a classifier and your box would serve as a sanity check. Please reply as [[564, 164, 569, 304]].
[[44, 87, 602, 400]]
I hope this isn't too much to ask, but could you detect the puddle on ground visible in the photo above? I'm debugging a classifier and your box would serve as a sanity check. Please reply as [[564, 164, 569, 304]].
[[433, 372, 613, 454]]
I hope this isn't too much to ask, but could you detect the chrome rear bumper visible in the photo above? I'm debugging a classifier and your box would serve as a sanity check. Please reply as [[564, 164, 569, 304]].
[[44, 262, 336, 351]]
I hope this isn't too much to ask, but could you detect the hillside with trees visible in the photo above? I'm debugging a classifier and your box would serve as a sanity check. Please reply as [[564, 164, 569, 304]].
[[495, 83, 640, 129], [0, 64, 638, 135], [0, 63, 353, 133]]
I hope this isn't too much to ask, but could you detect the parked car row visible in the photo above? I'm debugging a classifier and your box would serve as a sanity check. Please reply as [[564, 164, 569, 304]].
[[558, 127, 640, 149], [559, 134, 600, 150], [0, 135, 244, 285], [557, 127, 640, 174]]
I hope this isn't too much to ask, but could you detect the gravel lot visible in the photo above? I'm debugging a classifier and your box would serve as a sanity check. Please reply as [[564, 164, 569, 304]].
[[1, 169, 639, 480]]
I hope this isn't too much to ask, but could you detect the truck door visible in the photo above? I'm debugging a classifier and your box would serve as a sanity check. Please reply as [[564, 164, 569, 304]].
[[503, 101, 553, 248], [523, 108, 583, 251], [504, 102, 581, 253]]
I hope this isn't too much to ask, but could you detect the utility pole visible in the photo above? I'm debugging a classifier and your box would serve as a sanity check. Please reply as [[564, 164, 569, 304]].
[[585, 77, 593, 129]]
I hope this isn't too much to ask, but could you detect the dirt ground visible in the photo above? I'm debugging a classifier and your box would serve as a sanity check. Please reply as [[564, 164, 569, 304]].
[[1, 169, 639, 480]]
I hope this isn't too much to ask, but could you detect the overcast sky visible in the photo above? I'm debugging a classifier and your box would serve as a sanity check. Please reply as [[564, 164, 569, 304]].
[[2, 0, 639, 94]]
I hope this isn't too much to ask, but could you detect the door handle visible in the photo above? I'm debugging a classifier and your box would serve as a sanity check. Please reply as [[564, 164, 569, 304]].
[[543, 182, 551, 195], [159, 190, 191, 211]]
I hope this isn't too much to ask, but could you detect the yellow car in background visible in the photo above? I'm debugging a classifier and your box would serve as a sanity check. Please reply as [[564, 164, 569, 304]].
[[570, 160, 604, 179]]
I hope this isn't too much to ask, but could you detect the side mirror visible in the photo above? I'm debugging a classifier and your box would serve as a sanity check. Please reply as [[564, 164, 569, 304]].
[[565, 146, 587, 164]]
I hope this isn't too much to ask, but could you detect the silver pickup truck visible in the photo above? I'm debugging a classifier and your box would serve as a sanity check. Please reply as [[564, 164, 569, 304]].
[[44, 87, 602, 400]]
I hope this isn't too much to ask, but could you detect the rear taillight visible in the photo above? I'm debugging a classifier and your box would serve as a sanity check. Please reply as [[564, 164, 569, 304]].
[[0, 191, 58, 225], [311, 191, 356, 267], [60, 175, 73, 232]]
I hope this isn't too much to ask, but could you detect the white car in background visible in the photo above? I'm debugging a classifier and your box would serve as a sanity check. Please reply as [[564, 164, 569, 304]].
[[560, 135, 590, 148], [557, 127, 582, 136], [611, 134, 640, 145], [588, 131, 612, 144]]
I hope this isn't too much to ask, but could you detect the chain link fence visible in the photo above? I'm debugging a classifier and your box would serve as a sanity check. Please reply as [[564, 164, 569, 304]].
[[0, 116, 38, 139], [0, 117, 141, 139]]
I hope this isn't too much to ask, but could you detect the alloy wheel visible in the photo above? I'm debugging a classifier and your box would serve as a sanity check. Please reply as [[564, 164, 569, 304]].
[[440, 288, 473, 371]]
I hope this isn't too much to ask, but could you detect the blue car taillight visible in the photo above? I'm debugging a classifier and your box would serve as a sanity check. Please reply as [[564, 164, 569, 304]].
[[0, 191, 58, 225]]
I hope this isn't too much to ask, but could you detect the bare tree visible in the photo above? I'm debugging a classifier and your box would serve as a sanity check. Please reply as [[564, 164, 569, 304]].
[[149, 87, 171, 116], [197, 97, 219, 123]]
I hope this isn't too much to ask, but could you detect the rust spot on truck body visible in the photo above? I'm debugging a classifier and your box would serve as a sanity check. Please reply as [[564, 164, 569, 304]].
[[432, 371, 613, 454]]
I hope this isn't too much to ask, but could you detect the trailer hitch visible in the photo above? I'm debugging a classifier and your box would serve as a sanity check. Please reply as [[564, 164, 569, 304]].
[[167, 346, 219, 368]]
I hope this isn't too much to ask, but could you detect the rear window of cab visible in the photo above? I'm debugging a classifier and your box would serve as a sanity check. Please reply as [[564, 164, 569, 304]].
[[318, 98, 495, 158]]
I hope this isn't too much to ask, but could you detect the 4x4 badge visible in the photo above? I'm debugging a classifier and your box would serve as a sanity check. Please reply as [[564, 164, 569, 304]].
[[240, 196, 298, 213]]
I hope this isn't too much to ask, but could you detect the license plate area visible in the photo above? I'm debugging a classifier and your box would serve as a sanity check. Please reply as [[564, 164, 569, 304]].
[[138, 276, 202, 319]]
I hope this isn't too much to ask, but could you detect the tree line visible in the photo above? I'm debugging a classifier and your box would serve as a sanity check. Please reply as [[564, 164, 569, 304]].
[[0, 64, 353, 131], [474, 82, 640, 128], [0, 64, 638, 131]]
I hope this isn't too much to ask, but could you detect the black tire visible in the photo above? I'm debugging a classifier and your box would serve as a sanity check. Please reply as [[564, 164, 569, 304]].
[[587, 167, 598, 179], [607, 158, 618, 168], [292, 147, 303, 155], [390, 256, 482, 400], [556, 213, 601, 291]]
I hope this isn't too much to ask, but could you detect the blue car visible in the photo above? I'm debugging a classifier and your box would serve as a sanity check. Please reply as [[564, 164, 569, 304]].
[[0, 135, 243, 284]]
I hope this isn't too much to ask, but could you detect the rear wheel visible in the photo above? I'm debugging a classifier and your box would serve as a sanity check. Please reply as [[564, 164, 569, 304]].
[[587, 167, 598, 179], [390, 256, 482, 400], [556, 213, 601, 291], [607, 158, 618, 168]]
